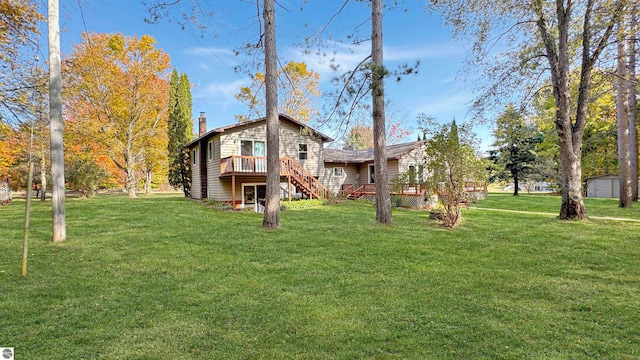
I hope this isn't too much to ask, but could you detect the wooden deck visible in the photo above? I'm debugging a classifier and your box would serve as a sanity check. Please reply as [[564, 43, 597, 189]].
[[342, 182, 487, 199], [220, 155, 328, 204]]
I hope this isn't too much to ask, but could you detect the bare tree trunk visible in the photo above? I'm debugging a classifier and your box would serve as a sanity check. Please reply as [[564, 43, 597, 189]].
[[534, 0, 623, 219], [617, 15, 633, 207], [48, 0, 66, 241], [40, 148, 46, 201], [628, 6, 638, 201], [371, 0, 391, 224], [144, 168, 152, 195], [513, 174, 519, 196], [262, 0, 280, 229]]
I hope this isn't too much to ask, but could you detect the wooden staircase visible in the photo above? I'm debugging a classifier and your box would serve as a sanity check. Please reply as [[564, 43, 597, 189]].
[[280, 157, 328, 200]]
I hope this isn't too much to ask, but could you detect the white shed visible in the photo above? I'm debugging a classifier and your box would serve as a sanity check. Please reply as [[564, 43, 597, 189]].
[[586, 175, 640, 198]]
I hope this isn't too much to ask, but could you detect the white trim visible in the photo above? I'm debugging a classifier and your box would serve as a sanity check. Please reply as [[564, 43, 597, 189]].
[[298, 143, 308, 160], [239, 139, 266, 157], [242, 183, 267, 212], [207, 141, 214, 161]]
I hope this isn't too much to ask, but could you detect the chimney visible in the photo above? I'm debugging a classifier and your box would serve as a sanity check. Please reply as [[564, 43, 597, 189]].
[[199, 112, 206, 137]]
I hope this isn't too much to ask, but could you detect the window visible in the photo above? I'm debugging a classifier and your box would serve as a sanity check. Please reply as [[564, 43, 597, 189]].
[[333, 167, 344, 177], [240, 140, 265, 156], [192, 149, 197, 165], [207, 141, 213, 161], [298, 143, 308, 160]]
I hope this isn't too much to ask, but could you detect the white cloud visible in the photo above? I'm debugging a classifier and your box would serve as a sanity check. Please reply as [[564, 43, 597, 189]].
[[286, 40, 466, 82], [184, 46, 236, 57]]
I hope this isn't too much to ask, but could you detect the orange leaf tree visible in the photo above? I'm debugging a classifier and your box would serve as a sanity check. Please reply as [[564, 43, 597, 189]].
[[64, 33, 171, 197], [235, 61, 321, 123]]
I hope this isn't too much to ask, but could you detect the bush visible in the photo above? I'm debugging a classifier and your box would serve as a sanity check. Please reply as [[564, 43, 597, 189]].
[[202, 199, 233, 211], [280, 198, 325, 210]]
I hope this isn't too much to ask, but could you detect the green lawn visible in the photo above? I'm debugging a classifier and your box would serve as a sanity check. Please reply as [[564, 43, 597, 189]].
[[1, 194, 639, 359], [475, 192, 640, 219]]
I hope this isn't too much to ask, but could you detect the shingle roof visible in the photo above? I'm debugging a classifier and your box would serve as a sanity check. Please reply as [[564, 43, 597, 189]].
[[324, 140, 427, 163], [185, 113, 333, 148]]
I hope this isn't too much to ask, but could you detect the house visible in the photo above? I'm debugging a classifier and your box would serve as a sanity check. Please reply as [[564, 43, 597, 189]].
[[321, 141, 428, 196], [586, 174, 640, 198], [185, 113, 333, 211]]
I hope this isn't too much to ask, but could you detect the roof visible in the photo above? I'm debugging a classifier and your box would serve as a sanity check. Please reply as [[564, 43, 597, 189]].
[[185, 113, 333, 148], [324, 140, 427, 164]]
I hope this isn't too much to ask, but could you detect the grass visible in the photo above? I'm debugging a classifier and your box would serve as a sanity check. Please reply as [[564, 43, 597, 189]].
[[1, 193, 639, 359], [474, 192, 640, 219]]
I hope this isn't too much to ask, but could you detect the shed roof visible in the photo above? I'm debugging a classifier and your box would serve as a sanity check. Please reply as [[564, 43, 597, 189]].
[[324, 140, 427, 164]]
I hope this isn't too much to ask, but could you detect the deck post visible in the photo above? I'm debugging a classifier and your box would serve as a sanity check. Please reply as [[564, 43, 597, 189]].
[[287, 175, 292, 202], [231, 175, 236, 209]]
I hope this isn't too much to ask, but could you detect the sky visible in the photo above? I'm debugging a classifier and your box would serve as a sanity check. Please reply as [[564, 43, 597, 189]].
[[48, 0, 493, 150]]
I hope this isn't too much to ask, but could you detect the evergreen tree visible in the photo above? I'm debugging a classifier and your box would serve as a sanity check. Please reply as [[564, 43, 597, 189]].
[[167, 69, 193, 196], [491, 105, 542, 196]]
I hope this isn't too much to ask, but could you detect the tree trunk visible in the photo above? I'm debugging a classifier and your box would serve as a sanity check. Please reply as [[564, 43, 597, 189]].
[[144, 169, 152, 195], [181, 149, 190, 197], [371, 0, 391, 224], [513, 174, 519, 196], [48, 0, 66, 241], [126, 162, 137, 198], [40, 149, 46, 201], [628, 6, 638, 201], [617, 15, 632, 207], [262, 0, 280, 229]]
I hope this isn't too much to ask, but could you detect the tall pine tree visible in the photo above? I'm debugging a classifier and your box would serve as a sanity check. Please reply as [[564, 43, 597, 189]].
[[167, 69, 193, 196]]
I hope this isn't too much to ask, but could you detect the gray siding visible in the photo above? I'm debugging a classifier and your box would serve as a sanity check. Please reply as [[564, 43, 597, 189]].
[[321, 163, 360, 195]]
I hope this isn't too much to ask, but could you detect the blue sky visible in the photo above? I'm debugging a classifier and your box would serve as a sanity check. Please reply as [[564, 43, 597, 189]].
[[53, 0, 492, 150]]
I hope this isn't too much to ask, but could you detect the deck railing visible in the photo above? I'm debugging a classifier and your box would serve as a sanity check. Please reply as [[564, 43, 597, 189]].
[[221, 155, 267, 174], [220, 155, 327, 199]]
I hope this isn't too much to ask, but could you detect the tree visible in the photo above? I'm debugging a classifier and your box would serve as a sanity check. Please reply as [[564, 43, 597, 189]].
[[66, 152, 108, 198], [616, 14, 633, 207], [64, 33, 171, 198], [422, 117, 486, 228], [491, 104, 543, 196], [167, 70, 193, 195], [0, 123, 17, 178], [235, 61, 320, 123], [429, 0, 628, 220], [628, 6, 639, 201], [48, 0, 66, 242], [0, 0, 44, 124], [262, 0, 280, 229], [532, 72, 620, 184], [371, 0, 392, 224], [345, 124, 374, 150], [343, 102, 413, 149]]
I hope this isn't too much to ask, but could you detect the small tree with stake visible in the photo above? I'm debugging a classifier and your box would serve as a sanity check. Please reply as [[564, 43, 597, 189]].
[[421, 117, 487, 228]]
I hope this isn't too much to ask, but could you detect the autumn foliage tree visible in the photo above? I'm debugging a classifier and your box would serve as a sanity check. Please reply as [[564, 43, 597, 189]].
[[64, 33, 171, 198], [235, 60, 320, 123]]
